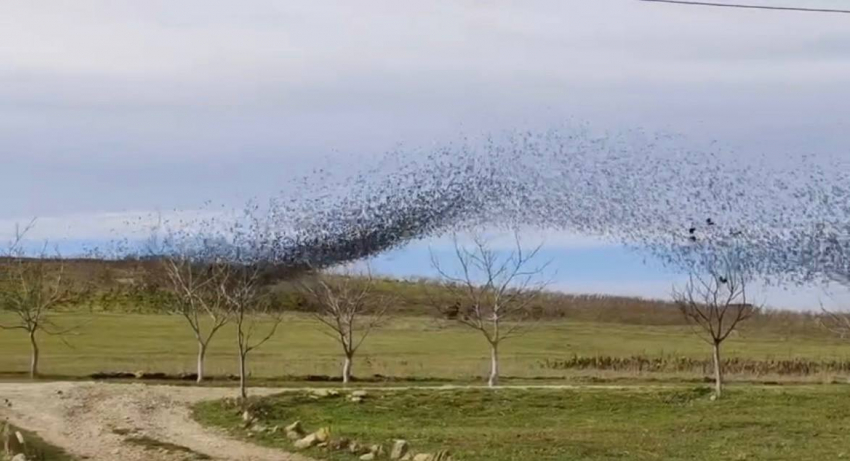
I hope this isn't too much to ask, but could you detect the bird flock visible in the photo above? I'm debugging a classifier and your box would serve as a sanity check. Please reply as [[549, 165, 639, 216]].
[[162, 126, 850, 287]]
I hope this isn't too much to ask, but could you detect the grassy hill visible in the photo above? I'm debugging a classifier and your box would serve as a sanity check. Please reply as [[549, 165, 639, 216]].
[[0, 258, 844, 383], [2, 257, 827, 330]]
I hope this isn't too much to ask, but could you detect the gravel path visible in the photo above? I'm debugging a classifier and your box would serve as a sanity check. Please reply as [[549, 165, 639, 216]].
[[0, 381, 313, 461]]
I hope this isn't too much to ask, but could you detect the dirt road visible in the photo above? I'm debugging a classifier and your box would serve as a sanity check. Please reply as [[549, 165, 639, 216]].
[[0, 381, 671, 460], [0, 381, 313, 461]]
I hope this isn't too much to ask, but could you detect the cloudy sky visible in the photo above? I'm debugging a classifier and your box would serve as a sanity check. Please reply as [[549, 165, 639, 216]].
[[3, 0, 849, 309]]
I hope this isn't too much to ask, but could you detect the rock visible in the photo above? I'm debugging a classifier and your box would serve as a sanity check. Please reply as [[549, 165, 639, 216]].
[[434, 450, 453, 461], [241, 411, 253, 423], [3, 425, 26, 457], [349, 441, 364, 454], [294, 433, 319, 450], [370, 444, 386, 456], [350, 396, 364, 403], [310, 389, 340, 398], [360, 454, 376, 461], [329, 437, 351, 450], [400, 454, 413, 461], [284, 421, 305, 440], [412, 451, 451, 461], [390, 440, 410, 460], [351, 390, 368, 398], [11, 454, 28, 461], [314, 427, 331, 443], [249, 423, 267, 433], [270, 425, 280, 434]]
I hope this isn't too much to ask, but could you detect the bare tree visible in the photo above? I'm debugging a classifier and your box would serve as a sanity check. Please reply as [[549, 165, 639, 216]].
[[299, 265, 392, 385], [220, 264, 282, 400], [162, 256, 231, 383], [807, 220, 850, 344], [431, 232, 549, 387], [820, 301, 850, 340], [671, 220, 760, 398], [0, 222, 76, 379]]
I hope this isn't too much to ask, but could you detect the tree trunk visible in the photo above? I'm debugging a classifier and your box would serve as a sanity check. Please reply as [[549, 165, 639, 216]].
[[342, 355, 353, 386], [488, 342, 499, 388], [712, 341, 723, 398], [196, 341, 207, 383], [29, 330, 39, 379], [238, 352, 247, 401]]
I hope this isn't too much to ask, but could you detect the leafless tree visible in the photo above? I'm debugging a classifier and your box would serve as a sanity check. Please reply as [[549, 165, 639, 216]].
[[220, 263, 282, 400], [162, 256, 231, 383], [299, 265, 392, 385], [820, 302, 850, 340], [671, 220, 760, 398], [0, 222, 77, 379], [806, 220, 850, 344], [431, 231, 549, 387]]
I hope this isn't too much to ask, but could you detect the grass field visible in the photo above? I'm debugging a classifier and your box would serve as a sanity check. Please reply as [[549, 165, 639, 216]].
[[194, 386, 850, 461], [2, 312, 850, 383]]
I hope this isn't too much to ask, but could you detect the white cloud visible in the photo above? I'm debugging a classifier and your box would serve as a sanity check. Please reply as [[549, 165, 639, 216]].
[[3, 0, 849, 218]]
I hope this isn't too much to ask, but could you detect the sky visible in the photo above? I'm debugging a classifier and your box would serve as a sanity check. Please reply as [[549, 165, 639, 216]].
[[3, 0, 849, 310]]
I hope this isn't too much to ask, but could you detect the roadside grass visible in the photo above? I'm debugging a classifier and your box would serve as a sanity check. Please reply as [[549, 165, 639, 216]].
[[1, 313, 850, 383], [193, 386, 850, 461], [1, 424, 76, 461]]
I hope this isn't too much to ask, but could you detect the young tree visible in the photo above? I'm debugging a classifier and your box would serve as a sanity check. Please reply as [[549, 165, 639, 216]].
[[162, 256, 231, 383], [431, 231, 549, 387], [670, 219, 760, 398], [299, 265, 392, 385], [813, 233, 850, 343], [220, 263, 282, 400], [0, 223, 75, 379], [805, 219, 850, 341]]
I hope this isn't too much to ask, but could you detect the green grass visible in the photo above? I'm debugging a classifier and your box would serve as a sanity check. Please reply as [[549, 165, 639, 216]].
[[2, 424, 77, 461], [1, 313, 850, 383], [193, 386, 850, 461]]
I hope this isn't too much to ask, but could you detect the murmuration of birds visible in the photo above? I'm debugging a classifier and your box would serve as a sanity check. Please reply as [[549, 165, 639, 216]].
[[152, 126, 850, 286]]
